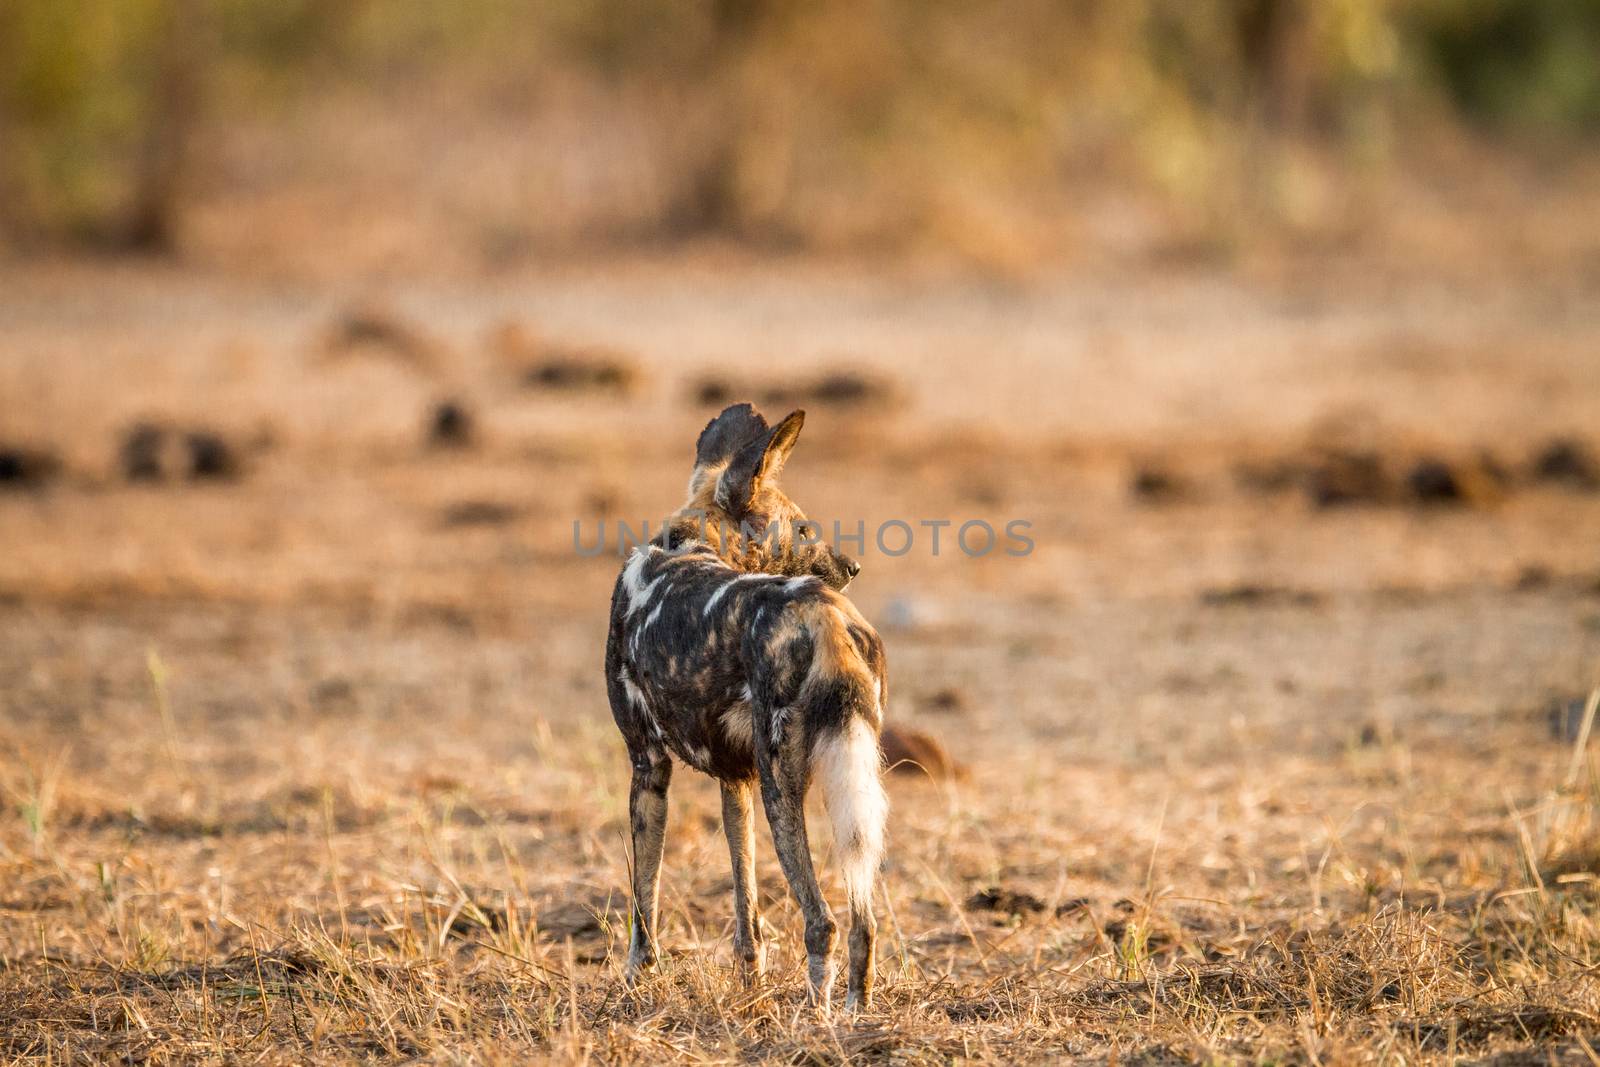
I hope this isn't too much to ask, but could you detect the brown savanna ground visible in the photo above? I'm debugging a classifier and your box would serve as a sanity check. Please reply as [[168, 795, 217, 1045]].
[[2, 248, 1600, 1064]]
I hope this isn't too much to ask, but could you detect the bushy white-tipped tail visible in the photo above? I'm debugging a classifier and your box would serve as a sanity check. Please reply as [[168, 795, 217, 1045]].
[[813, 717, 887, 911]]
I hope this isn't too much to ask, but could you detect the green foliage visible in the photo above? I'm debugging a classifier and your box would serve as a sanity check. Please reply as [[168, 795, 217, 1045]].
[[0, 0, 168, 237], [1408, 0, 1600, 131], [0, 0, 355, 242], [0, 0, 1593, 249], [214, 0, 347, 64]]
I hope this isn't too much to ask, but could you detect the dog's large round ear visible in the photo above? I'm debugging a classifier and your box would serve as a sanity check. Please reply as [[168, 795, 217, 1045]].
[[757, 410, 804, 483], [717, 409, 805, 516], [695, 403, 769, 469]]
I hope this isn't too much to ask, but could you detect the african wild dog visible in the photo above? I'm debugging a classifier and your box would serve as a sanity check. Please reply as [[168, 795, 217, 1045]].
[[605, 403, 888, 1012]]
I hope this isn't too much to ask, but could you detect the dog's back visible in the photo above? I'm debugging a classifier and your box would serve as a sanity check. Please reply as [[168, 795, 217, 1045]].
[[609, 544, 886, 784]]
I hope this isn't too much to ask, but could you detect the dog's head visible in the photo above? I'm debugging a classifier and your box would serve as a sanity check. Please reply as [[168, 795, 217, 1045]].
[[679, 403, 860, 591]]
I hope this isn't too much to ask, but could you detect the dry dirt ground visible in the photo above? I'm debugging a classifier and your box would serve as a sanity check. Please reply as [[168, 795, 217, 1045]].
[[2, 255, 1599, 1064]]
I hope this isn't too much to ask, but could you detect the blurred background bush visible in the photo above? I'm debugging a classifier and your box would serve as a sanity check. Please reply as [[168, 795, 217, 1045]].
[[1, 0, 1595, 266]]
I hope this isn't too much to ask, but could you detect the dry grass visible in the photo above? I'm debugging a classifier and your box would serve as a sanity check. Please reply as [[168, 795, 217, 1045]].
[[3, 257, 1600, 1063], [3, 590, 1598, 1064]]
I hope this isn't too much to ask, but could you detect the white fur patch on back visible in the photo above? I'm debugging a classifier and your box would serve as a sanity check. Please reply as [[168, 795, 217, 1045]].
[[703, 572, 778, 617], [621, 548, 667, 618]]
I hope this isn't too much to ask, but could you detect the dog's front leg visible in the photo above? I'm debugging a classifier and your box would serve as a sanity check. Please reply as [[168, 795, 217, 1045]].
[[757, 739, 836, 1012], [625, 751, 672, 982]]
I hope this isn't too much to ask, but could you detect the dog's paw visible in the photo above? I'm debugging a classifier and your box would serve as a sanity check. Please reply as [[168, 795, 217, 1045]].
[[623, 948, 658, 986]]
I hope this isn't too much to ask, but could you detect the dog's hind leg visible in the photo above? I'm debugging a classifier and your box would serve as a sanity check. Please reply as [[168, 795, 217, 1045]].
[[720, 779, 764, 983], [843, 878, 877, 1010], [625, 750, 673, 982], [757, 732, 837, 1011]]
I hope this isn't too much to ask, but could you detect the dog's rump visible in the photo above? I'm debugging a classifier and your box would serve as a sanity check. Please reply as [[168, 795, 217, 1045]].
[[790, 612, 887, 911], [610, 546, 884, 776], [612, 542, 886, 746], [752, 593, 888, 910]]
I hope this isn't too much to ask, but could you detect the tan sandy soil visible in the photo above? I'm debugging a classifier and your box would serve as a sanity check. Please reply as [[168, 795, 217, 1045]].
[[2, 257, 1598, 1063]]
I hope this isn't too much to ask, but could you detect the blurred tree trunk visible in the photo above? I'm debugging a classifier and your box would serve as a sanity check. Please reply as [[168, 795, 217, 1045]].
[[0, 126, 22, 249], [1232, 0, 1316, 229], [0, 5, 32, 247], [122, 0, 207, 252], [663, 0, 774, 237], [1236, 0, 1314, 135]]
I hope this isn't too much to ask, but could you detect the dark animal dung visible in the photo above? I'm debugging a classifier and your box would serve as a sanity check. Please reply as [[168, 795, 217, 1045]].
[[1128, 463, 1186, 503], [1531, 438, 1599, 491], [428, 399, 475, 448], [119, 422, 169, 481], [1304, 449, 1388, 508], [322, 302, 437, 368], [186, 431, 240, 480], [120, 422, 244, 482], [964, 887, 1047, 916], [0, 445, 62, 489], [524, 354, 638, 394], [921, 687, 969, 716], [1403, 458, 1463, 504], [688, 370, 897, 411]]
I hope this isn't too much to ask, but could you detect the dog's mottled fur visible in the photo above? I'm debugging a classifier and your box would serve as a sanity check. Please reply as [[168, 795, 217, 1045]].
[[605, 404, 888, 1012]]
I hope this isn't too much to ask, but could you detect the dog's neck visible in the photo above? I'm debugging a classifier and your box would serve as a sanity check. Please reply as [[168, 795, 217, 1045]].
[[656, 509, 807, 579]]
